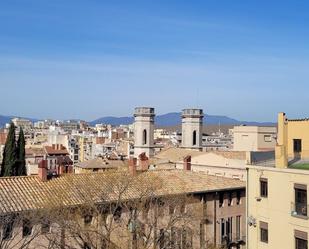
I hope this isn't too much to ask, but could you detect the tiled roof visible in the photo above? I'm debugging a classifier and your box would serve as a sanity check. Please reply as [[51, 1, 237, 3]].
[[210, 151, 246, 160], [75, 158, 127, 169], [154, 148, 246, 162], [25, 147, 45, 157], [44, 146, 69, 155], [0, 132, 7, 145], [0, 170, 245, 214], [154, 148, 204, 162]]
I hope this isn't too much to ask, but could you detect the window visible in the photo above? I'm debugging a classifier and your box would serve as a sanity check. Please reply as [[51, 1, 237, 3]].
[[41, 220, 51, 234], [220, 218, 232, 243], [260, 178, 268, 198], [260, 221, 268, 243], [295, 184, 307, 217], [264, 135, 272, 142], [3, 219, 14, 240], [295, 230, 308, 249], [143, 129, 147, 145], [193, 130, 197, 146], [294, 139, 302, 153], [219, 192, 224, 207], [169, 204, 176, 215], [84, 215, 93, 225], [22, 219, 33, 237], [159, 229, 167, 249], [84, 242, 91, 249], [221, 219, 225, 243], [113, 206, 122, 221], [227, 217, 233, 242], [236, 216, 241, 240], [296, 238, 308, 249]]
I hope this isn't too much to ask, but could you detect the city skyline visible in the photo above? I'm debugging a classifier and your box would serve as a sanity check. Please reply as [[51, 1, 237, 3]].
[[1, 1, 309, 121]]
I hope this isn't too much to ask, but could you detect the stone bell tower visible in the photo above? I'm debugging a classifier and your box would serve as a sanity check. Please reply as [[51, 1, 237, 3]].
[[133, 107, 155, 158], [181, 108, 204, 151]]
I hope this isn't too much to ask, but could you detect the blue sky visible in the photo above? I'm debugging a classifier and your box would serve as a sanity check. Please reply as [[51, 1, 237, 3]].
[[0, 0, 309, 122]]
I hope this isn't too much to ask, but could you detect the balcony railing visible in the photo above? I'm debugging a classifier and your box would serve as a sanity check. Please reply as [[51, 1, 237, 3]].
[[220, 234, 246, 247], [291, 202, 308, 218]]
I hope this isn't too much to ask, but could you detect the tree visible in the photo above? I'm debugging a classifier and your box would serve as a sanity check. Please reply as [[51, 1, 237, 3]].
[[16, 128, 27, 176], [0, 123, 17, 177], [41, 170, 203, 249]]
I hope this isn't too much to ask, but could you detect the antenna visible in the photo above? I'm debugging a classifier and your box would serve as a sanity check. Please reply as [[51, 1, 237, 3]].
[[196, 88, 199, 108]]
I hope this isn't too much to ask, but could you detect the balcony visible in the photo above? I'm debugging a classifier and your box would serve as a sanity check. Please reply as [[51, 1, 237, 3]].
[[220, 234, 246, 247], [291, 202, 309, 219]]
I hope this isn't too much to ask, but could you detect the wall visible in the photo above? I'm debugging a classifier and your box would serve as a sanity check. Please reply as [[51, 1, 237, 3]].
[[233, 126, 277, 152], [247, 165, 309, 249]]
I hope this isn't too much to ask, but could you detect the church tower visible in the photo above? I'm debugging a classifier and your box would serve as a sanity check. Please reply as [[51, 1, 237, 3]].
[[181, 108, 204, 150], [133, 107, 155, 158]]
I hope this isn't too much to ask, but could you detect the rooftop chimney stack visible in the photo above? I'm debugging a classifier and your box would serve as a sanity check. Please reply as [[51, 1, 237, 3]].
[[38, 159, 48, 182], [128, 157, 137, 176], [183, 155, 191, 171], [139, 152, 149, 171]]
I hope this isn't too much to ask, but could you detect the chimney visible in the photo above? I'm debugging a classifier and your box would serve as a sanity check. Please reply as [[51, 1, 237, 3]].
[[139, 152, 149, 171], [38, 159, 48, 182], [128, 157, 137, 176], [183, 155, 191, 171], [58, 165, 65, 175]]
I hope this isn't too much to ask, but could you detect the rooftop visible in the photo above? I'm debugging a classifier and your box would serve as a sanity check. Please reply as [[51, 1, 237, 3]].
[[75, 158, 127, 169], [0, 170, 245, 214], [44, 145, 69, 155]]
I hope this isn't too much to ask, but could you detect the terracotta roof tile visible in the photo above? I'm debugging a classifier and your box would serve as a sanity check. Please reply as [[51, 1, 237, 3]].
[[0, 170, 245, 214]]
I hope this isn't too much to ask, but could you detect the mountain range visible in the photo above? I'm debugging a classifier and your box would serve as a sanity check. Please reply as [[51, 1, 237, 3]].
[[90, 112, 275, 127], [0, 113, 275, 128]]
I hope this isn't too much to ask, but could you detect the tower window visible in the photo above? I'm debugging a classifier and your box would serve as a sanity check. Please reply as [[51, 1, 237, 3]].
[[143, 129, 147, 145], [193, 130, 197, 146]]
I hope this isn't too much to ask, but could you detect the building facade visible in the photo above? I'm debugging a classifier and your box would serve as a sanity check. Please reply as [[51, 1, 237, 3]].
[[247, 113, 309, 249], [233, 125, 277, 152]]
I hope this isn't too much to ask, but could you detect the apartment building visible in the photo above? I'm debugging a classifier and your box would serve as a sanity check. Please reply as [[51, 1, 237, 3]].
[[247, 113, 309, 249], [11, 117, 33, 131], [0, 163, 245, 249], [233, 125, 277, 152]]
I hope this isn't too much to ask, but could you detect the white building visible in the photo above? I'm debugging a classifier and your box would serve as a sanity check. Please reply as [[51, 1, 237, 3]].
[[11, 118, 33, 130]]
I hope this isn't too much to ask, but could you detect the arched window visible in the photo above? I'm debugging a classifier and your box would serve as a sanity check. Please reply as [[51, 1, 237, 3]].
[[193, 130, 197, 146], [143, 129, 147, 145]]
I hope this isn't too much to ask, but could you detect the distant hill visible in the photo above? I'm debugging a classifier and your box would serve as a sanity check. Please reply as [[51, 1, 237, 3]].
[[0, 112, 276, 129], [90, 112, 276, 127]]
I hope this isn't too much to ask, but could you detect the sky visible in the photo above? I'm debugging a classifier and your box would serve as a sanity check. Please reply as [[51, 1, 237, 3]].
[[0, 0, 309, 122]]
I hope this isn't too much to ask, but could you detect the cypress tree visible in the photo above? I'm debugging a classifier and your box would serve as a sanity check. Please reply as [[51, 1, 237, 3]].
[[16, 127, 26, 176], [0, 122, 17, 177]]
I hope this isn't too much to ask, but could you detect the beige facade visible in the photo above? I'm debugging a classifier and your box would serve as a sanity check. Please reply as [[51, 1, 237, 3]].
[[276, 112, 309, 168], [247, 165, 309, 249], [233, 126, 277, 152], [247, 113, 309, 249]]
